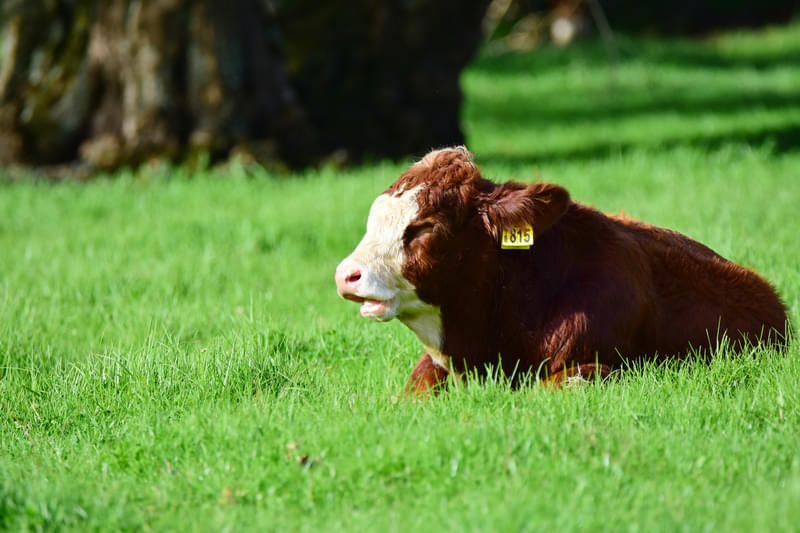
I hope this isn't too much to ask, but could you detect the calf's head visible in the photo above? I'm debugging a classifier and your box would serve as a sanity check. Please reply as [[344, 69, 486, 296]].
[[335, 146, 570, 350]]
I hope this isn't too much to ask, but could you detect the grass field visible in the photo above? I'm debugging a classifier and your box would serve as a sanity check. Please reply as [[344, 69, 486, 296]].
[[2, 23, 800, 532]]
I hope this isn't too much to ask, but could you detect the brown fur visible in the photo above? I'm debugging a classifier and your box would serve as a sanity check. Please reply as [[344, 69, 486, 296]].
[[404, 354, 450, 396], [395, 148, 788, 392]]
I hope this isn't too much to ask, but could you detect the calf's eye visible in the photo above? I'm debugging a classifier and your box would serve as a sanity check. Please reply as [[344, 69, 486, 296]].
[[405, 223, 435, 243]]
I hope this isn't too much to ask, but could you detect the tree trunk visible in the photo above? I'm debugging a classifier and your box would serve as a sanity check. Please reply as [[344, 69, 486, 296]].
[[281, 0, 492, 161], [0, 0, 489, 171]]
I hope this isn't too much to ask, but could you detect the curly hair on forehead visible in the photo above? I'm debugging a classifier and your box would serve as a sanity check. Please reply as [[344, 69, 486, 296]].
[[417, 145, 474, 170], [387, 146, 481, 196]]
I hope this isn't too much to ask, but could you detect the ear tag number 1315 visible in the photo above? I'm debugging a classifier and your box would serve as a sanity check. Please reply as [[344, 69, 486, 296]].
[[501, 224, 534, 250]]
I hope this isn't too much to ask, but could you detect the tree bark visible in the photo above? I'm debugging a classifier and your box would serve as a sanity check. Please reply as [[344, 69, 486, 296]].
[[0, 0, 94, 164], [0, 0, 489, 170], [281, 0, 492, 161]]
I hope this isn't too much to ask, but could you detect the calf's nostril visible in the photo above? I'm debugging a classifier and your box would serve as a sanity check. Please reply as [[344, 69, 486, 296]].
[[346, 271, 362, 284]]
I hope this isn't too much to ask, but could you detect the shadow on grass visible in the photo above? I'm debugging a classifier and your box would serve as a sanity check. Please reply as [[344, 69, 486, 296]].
[[472, 30, 800, 76], [467, 25, 800, 164], [478, 123, 800, 167], [472, 89, 800, 128]]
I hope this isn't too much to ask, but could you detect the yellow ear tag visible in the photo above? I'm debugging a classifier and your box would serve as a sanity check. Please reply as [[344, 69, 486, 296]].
[[501, 224, 534, 250]]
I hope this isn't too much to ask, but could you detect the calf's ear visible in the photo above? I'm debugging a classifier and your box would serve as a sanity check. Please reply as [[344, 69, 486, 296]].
[[482, 182, 570, 240]]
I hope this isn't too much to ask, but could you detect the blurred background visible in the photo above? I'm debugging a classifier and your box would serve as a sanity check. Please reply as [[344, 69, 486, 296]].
[[0, 0, 798, 175]]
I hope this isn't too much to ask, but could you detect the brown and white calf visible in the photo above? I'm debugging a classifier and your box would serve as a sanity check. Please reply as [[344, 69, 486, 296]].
[[335, 147, 788, 393]]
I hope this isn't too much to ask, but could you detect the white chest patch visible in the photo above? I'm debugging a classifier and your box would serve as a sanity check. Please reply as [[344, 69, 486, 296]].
[[400, 306, 443, 353], [426, 345, 451, 370]]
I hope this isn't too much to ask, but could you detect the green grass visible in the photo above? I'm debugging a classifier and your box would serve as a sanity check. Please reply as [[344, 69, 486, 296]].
[[2, 23, 800, 532]]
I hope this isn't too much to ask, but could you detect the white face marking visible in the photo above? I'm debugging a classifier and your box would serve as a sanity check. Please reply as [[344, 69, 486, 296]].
[[338, 185, 443, 352], [348, 186, 421, 304]]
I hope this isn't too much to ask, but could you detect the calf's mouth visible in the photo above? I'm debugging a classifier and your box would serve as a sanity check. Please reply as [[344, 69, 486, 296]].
[[338, 288, 391, 317], [359, 298, 390, 317]]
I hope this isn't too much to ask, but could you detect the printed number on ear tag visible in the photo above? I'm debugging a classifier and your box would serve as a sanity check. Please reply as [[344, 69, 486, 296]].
[[501, 224, 534, 250]]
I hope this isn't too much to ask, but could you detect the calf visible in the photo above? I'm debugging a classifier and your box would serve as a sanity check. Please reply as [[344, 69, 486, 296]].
[[335, 147, 788, 393]]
